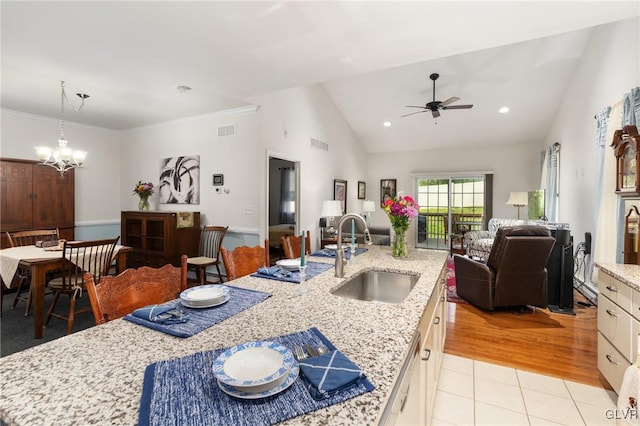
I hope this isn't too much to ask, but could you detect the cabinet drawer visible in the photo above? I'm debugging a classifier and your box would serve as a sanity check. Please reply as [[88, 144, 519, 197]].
[[598, 332, 632, 393], [598, 295, 633, 362], [599, 270, 633, 313], [632, 286, 640, 322]]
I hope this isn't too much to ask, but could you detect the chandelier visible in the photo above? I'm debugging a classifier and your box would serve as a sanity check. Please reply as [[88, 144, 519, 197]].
[[35, 81, 88, 176]]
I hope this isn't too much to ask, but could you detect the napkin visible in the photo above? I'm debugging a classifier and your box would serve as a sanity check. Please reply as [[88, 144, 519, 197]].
[[256, 265, 292, 278], [131, 305, 189, 325], [298, 350, 366, 400]]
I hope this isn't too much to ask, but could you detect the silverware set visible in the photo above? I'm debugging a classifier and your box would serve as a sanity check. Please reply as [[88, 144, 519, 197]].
[[293, 344, 329, 360]]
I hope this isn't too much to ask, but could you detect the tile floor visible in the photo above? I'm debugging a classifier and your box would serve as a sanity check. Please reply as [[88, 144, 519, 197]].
[[431, 354, 622, 426]]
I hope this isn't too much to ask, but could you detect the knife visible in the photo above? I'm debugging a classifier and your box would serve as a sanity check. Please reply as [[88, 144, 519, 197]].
[[304, 344, 319, 357]]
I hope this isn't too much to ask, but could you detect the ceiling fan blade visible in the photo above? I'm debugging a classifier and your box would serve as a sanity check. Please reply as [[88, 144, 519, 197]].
[[440, 97, 460, 107], [401, 110, 429, 118], [442, 104, 473, 110], [432, 110, 440, 118], [405, 106, 427, 109]]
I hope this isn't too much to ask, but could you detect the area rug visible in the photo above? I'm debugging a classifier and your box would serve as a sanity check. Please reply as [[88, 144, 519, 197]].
[[446, 256, 468, 304]]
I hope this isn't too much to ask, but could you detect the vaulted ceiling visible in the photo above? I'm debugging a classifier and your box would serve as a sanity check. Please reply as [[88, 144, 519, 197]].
[[2, 1, 638, 153]]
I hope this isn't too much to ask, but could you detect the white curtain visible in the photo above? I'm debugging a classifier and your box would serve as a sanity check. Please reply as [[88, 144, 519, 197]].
[[594, 101, 623, 265], [540, 143, 560, 221]]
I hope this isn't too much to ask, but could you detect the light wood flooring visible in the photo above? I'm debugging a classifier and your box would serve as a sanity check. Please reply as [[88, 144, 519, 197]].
[[444, 291, 612, 390]]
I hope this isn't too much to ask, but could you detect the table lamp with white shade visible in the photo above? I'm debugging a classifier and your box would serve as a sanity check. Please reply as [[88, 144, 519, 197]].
[[506, 192, 528, 219], [320, 200, 343, 238], [362, 200, 376, 227]]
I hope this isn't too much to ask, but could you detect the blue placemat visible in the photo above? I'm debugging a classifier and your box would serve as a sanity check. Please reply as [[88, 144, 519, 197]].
[[310, 247, 368, 258], [139, 327, 375, 426], [251, 261, 333, 284], [124, 285, 271, 338]]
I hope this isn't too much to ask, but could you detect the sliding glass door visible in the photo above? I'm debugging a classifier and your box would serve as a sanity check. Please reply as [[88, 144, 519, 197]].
[[415, 175, 492, 250]]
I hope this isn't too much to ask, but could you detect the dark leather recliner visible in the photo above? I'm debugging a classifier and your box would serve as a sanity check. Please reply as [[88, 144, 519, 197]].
[[453, 225, 555, 311]]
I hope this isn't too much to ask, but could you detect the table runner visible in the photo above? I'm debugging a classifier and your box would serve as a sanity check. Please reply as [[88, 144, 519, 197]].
[[251, 261, 333, 284], [310, 247, 368, 259], [124, 285, 271, 338], [139, 327, 375, 426]]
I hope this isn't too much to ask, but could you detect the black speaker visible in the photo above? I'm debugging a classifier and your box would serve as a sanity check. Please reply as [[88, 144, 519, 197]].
[[319, 218, 327, 228], [547, 229, 575, 314], [584, 232, 592, 255]]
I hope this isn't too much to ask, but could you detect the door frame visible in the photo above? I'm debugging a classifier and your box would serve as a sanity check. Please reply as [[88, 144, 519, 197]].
[[265, 151, 301, 237]]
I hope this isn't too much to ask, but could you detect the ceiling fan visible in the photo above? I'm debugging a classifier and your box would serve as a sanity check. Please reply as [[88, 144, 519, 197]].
[[402, 73, 473, 118]]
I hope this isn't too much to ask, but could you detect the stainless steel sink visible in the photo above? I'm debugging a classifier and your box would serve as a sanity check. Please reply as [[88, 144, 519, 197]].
[[331, 270, 420, 304]]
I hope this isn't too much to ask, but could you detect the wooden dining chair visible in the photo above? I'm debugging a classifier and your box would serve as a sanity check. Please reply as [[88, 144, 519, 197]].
[[220, 240, 270, 281], [187, 226, 228, 285], [280, 230, 311, 259], [45, 237, 119, 334], [86, 255, 188, 325], [5, 229, 60, 316]]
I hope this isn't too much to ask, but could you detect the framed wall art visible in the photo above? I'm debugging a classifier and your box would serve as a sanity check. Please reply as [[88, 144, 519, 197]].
[[380, 179, 396, 206], [358, 181, 366, 199], [334, 179, 347, 214], [159, 155, 200, 204]]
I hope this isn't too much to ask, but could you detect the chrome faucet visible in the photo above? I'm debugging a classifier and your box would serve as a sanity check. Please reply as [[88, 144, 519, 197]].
[[335, 213, 372, 278]]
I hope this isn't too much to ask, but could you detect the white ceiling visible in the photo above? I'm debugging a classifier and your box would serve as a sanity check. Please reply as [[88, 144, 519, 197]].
[[2, 1, 638, 153]]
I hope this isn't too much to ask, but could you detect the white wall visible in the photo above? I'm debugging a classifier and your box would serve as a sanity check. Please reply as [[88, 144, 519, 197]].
[[544, 17, 640, 254], [250, 84, 369, 248], [122, 107, 261, 235], [1, 110, 122, 239], [367, 142, 542, 244]]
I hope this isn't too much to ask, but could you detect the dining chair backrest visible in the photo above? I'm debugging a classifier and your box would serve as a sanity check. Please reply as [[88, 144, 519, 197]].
[[281, 230, 311, 259], [220, 240, 269, 281], [199, 226, 228, 259], [59, 237, 120, 289], [85, 255, 188, 325], [7, 229, 60, 247]]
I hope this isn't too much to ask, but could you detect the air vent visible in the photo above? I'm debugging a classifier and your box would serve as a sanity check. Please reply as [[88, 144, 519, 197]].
[[218, 124, 236, 137], [310, 137, 328, 151]]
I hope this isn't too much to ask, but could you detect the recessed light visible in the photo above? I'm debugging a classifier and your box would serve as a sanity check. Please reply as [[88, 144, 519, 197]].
[[383, 121, 391, 127], [499, 106, 510, 114]]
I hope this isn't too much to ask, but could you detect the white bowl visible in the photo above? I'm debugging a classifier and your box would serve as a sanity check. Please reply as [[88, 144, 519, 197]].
[[276, 259, 301, 271], [213, 341, 294, 388]]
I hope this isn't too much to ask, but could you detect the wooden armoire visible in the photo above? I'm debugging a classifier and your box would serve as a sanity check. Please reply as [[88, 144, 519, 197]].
[[0, 159, 75, 248]]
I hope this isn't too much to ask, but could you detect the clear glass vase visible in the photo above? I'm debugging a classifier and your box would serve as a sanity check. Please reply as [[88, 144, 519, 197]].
[[138, 195, 150, 211], [392, 226, 408, 258]]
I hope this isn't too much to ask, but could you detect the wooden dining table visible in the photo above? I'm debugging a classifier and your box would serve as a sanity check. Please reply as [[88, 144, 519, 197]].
[[1, 245, 131, 339]]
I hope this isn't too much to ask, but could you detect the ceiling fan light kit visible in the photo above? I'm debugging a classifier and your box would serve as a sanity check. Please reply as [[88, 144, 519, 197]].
[[402, 73, 473, 119]]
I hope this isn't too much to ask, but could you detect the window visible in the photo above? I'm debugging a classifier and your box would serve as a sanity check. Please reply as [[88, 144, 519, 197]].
[[415, 174, 493, 250]]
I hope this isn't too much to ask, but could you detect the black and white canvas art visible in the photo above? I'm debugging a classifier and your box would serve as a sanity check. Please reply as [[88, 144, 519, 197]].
[[159, 155, 200, 204]]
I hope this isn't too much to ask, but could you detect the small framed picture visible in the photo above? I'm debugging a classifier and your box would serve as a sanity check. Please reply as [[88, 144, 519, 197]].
[[334, 179, 347, 214], [358, 181, 366, 199], [212, 174, 224, 186], [380, 179, 396, 206]]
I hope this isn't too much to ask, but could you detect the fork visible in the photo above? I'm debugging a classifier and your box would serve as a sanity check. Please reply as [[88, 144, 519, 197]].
[[293, 345, 308, 361]]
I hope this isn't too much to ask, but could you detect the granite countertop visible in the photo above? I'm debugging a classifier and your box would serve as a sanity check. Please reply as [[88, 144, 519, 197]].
[[595, 262, 640, 290], [0, 245, 448, 426]]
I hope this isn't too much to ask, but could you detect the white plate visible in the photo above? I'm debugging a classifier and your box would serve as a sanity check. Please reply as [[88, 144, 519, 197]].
[[217, 363, 299, 399], [213, 341, 294, 388], [181, 294, 230, 309], [324, 244, 348, 251], [180, 285, 227, 303], [276, 259, 301, 271]]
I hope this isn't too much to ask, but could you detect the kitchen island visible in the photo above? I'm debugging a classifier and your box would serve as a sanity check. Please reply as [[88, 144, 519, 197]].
[[0, 245, 448, 425], [595, 262, 640, 393]]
